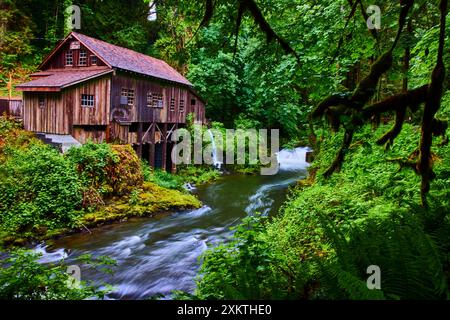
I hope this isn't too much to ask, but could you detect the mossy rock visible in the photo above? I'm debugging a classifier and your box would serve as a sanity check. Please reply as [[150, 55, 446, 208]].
[[79, 182, 201, 227]]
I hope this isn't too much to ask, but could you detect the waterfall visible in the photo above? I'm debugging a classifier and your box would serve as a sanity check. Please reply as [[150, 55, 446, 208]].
[[277, 147, 311, 172], [207, 130, 222, 170]]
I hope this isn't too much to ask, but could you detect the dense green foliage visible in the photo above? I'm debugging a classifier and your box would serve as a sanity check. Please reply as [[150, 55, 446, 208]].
[[142, 161, 221, 190], [0, 118, 201, 243], [196, 123, 450, 299], [0, 249, 110, 300], [66, 142, 144, 207], [0, 141, 82, 235], [0, 118, 82, 235]]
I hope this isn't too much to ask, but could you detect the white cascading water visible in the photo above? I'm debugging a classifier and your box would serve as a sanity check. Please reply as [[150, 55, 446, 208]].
[[207, 129, 222, 170], [245, 147, 311, 215], [277, 147, 311, 171], [34, 243, 68, 263]]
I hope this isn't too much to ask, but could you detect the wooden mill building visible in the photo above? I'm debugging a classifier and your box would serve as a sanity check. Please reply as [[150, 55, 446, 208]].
[[16, 32, 206, 170]]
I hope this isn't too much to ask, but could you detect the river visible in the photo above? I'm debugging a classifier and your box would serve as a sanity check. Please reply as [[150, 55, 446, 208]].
[[34, 147, 310, 299]]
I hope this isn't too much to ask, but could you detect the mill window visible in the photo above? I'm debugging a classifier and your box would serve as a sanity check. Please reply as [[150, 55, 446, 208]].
[[127, 89, 135, 106], [79, 49, 87, 66], [121, 88, 135, 106], [179, 99, 185, 113], [146, 92, 153, 107], [91, 55, 98, 65], [65, 50, 73, 66], [153, 93, 163, 108], [81, 94, 95, 107], [170, 98, 175, 112]]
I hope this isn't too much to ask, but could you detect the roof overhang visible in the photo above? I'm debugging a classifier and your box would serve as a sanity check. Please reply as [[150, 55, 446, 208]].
[[17, 87, 61, 92], [16, 69, 114, 92]]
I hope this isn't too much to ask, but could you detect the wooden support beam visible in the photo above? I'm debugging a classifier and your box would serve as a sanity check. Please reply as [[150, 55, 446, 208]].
[[166, 123, 176, 141], [149, 122, 156, 167], [105, 125, 111, 143], [155, 123, 163, 142], [171, 123, 178, 173], [162, 123, 168, 171], [137, 122, 143, 158], [142, 122, 154, 143]]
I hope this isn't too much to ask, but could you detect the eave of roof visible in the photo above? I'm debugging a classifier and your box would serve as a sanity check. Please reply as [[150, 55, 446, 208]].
[[16, 69, 113, 92]]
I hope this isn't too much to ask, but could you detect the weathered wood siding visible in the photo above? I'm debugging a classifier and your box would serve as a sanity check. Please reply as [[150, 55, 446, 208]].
[[0, 98, 20, 117], [110, 122, 138, 145], [23, 92, 67, 133], [111, 72, 205, 124], [9, 99, 23, 118], [0, 99, 8, 115], [42, 40, 106, 70], [70, 76, 111, 125], [23, 75, 111, 134]]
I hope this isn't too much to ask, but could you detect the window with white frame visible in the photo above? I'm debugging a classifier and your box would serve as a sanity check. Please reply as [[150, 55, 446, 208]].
[[79, 49, 87, 66], [121, 88, 135, 106], [151, 92, 163, 108], [170, 98, 175, 111], [127, 89, 135, 106], [91, 55, 98, 65], [146, 92, 153, 107], [81, 94, 94, 107], [65, 50, 73, 66]]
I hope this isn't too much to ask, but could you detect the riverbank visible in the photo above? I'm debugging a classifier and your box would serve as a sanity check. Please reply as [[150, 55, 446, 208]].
[[195, 123, 450, 300], [32, 153, 310, 299], [0, 181, 202, 247], [0, 117, 204, 247]]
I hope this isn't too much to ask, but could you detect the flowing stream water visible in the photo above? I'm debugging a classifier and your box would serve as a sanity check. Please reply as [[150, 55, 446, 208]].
[[34, 147, 310, 299]]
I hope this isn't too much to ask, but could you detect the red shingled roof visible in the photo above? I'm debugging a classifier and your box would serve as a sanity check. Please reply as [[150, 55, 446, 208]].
[[71, 32, 192, 86], [16, 68, 113, 91]]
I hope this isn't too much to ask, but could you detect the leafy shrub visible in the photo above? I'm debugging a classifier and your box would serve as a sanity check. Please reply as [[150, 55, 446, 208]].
[[0, 249, 109, 300], [0, 116, 37, 162], [66, 142, 143, 206], [177, 166, 221, 185], [142, 161, 220, 189], [105, 145, 143, 195], [196, 215, 290, 299], [196, 123, 450, 300], [0, 144, 82, 234], [0, 116, 22, 134], [150, 169, 183, 190], [65, 141, 117, 195], [141, 160, 183, 190]]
